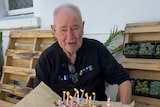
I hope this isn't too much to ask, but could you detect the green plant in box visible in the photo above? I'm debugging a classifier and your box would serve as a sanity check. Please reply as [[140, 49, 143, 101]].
[[139, 42, 154, 55], [123, 44, 139, 55], [155, 44, 160, 55], [135, 80, 149, 94], [149, 81, 160, 96]]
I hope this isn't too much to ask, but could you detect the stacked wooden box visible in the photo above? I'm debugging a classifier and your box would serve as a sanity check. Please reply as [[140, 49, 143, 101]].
[[0, 30, 56, 107], [122, 21, 160, 107]]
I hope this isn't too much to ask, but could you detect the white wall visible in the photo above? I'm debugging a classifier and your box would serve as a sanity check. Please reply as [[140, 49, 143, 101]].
[[0, 0, 5, 17], [33, 0, 160, 33]]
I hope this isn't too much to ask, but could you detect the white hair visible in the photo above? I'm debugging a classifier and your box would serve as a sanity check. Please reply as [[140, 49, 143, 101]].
[[53, 3, 82, 23]]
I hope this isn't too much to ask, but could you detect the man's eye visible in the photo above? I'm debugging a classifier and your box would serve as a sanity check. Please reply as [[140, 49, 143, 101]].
[[60, 29, 67, 32], [73, 27, 78, 30], [72, 27, 79, 31]]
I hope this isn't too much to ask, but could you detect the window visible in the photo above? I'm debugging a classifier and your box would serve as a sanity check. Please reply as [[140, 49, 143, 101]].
[[5, 0, 33, 16]]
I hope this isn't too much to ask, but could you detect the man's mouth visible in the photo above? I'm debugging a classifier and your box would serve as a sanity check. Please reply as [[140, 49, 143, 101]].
[[68, 42, 76, 45]]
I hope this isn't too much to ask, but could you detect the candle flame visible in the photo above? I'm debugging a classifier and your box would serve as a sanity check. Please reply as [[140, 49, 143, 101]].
[[74, 88, 78, 92], [66, 91, 70, 96], [63, 91, 66, 93], [74, 88, 79, 93], [80, 89, 85, 93], [69, 95, 73, 99], [85, 92, 88, 97], [58, 100, 61, 103], [92, 92, 96, 96]]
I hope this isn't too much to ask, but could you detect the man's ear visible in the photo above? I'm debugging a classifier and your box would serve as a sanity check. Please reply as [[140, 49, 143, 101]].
[[51, 25, 55, 32], [82, 21, 85, 33], [82, 21, 85, 26], [51, 25, 57, 37]]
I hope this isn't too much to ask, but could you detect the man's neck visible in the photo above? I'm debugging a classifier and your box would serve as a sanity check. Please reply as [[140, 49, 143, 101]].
[[65, 51, 77, 64]]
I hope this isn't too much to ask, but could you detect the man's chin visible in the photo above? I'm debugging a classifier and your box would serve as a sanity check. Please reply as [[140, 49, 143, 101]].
[[63, 49, 77, 54]]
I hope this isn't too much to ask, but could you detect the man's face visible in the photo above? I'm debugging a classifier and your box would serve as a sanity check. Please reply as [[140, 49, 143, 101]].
[[51, 8, 84, 54]]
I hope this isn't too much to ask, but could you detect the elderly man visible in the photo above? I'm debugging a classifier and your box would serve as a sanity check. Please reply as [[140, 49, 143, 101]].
[[34, 3, 132, 105]]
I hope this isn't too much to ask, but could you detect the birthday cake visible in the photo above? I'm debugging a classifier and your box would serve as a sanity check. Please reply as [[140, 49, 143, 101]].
[[54, 100, 105, 107], [53, 88, 111, 107]]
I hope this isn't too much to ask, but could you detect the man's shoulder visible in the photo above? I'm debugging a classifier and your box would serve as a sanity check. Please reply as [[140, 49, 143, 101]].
[[41, 42, 60, 56], [83, 38, 104, 47]]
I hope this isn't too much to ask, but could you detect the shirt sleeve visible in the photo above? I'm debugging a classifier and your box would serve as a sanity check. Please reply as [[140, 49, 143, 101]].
[[98, 43, 130, 85], [33, 52, 51, 88]]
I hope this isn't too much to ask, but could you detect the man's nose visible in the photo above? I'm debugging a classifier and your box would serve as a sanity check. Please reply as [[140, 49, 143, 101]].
[[67, 28, 74, 38]]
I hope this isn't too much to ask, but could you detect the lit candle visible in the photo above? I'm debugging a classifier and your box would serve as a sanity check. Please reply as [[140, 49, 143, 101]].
[[58, 100, 62, 107], [69, 95, 73, 107], [63, 91, 66, 103], [92, 92, 96, 103], [73, 93, 77, 101], [66, 91, 70, 106], [107, 96, 111, 107], [76, 90, 79, 104], [85, 92, 88, 104], [89, 96, 92, 107], [74, 88, 78, 101], [80, 89, 85, 100]]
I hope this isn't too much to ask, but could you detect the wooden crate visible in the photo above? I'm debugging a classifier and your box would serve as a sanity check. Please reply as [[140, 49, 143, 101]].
[[0, 30, 56, 106], [122, 21, 160, 107]]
